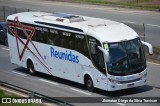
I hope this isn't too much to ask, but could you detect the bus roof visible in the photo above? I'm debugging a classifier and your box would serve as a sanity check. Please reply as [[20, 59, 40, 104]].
[[7, 12, 138, 43]]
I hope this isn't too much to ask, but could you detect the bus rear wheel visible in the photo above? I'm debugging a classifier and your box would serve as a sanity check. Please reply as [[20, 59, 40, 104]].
[[27, 60, 36, 76], [85, 76, 94, 92]]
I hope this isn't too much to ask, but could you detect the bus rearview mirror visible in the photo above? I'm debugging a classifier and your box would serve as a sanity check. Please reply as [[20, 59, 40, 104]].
[[98, 46, 110, 63], [141, 41, 153, 55]]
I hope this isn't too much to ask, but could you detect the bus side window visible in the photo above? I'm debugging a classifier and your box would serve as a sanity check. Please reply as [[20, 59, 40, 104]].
[[8, 26, 14, 37], [75, 34, 90, 59], [68, 40, 74, 50], [54, 37, 60, 46], [17, 28, 27, 39], [36, 27, 48, 43], [60, 31, 74, 49], [88, 37, 106, 75], [29, 28, 36, 41], [48, 29, 60, 46], [61, 38, 66, 48], [47, 36, 54, 45], [21, 23, 36, 41]]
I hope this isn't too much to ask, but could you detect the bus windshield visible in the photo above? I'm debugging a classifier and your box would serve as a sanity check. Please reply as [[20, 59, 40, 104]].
[[105, 38, 146, 76]]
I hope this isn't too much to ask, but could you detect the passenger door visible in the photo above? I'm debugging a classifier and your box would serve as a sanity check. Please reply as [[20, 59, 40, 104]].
[[88, 36, 107, 89]]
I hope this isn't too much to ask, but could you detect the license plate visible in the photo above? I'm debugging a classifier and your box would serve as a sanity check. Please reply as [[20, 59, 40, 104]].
[[128, 83, 134, 87]]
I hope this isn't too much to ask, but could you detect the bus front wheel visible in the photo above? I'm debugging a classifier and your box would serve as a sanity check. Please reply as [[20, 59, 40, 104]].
[[27, 60, 36, 76], [85, 76, 94, 92]]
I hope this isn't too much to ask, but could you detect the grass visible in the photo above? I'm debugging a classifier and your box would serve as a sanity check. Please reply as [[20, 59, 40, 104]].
[[0, 90, 43, 106], [0, 90, 16, 97], [69, 0, 160, 10]]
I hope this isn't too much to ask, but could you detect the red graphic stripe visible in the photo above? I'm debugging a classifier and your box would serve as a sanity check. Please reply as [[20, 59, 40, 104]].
[[7, 16, 52, 75]]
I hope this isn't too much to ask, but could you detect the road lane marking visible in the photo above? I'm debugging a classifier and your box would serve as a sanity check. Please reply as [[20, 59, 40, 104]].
[[116, 103, 126, 106], [146, 24, 160, 28], [12, 71, 27, 76], [147, 61, 160, 66], [123, 21, 136, 24], [140, 36, 145, 38], [39, 78, 58, 85], [2, 48, 9, 51], [70, 88, 91, 95], [123, 21, 160, 28]]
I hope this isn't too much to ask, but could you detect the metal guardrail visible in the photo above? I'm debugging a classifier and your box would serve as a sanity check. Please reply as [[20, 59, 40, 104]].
[[0, 81, 74, 106]]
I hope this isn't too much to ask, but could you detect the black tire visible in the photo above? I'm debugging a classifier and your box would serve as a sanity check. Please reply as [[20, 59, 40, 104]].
[[4, 38, 8, 46], [27, 61, 36, 76], [85, 76, 94, 92]]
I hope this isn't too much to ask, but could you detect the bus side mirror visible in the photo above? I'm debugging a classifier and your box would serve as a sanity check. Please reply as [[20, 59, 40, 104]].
[[98, 46, 110, 63], [141, 41, 153, 55]]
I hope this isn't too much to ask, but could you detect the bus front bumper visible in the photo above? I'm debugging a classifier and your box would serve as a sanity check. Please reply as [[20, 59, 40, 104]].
[[108, 78, 147, 91]]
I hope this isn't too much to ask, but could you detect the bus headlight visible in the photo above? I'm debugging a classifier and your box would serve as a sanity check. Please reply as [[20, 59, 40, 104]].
[[140, 72, 147, 80], [108, 78, 120, 84]]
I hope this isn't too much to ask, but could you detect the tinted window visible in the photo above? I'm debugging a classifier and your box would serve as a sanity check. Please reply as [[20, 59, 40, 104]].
[[60, 31, 72, 48], [0, 25, 5, 38], [35, 27, 48, 43], [0, 25, 3, 30], [21, 23, 36, 41], [75, 34, 90, 59], [7, 25, 14, 37], [47, 29, 59, 46], [0, 22, 7, 33], [17, 28, 27, 39]]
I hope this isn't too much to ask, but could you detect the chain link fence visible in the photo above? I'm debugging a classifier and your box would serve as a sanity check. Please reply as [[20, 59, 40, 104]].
[[0, 5, 159, 63], [0, 6, 36, 21]]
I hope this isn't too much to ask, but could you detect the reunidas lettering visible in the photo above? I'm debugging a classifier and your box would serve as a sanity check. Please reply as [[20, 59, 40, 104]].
[[50, 47, 79, 63]]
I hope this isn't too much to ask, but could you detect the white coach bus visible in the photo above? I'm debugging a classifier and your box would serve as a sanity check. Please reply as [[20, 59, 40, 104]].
[[7, 12, 153, 91]]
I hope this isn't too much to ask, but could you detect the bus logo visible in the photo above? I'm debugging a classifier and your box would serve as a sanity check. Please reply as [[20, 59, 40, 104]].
[[50, 47, 79, 63]]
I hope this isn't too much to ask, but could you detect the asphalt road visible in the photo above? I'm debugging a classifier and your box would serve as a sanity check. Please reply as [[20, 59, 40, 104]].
[[0, 43, 160, 106], [0, 0, 160, 47]]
